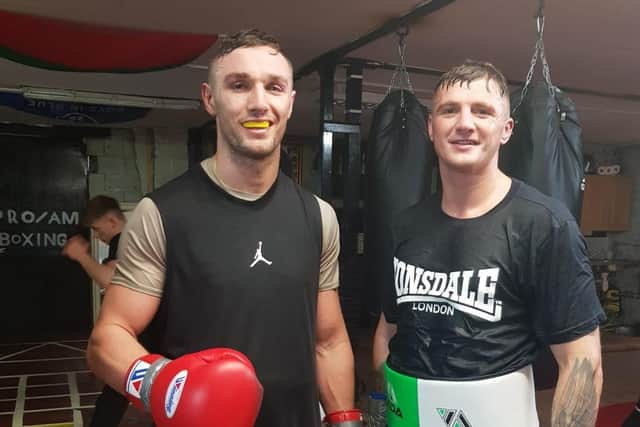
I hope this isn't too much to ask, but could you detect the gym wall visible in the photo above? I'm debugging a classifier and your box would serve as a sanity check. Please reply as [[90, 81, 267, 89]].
[[602, 145, 640, 325], [84, 127, 188, 202]]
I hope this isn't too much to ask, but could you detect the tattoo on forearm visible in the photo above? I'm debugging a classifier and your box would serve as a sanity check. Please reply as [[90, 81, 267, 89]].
[[551, 358, 599, 427]]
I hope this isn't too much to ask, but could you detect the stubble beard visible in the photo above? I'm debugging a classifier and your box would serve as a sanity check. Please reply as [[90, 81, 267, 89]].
[[221, 125, 281, 161]]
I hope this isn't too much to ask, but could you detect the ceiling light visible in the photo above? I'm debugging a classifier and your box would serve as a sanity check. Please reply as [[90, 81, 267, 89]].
[[20, 86, 201, 111]]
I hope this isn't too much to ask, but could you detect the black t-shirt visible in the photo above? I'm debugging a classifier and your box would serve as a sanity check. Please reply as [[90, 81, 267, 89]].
[[382, 179, 605, 380], [148, 167, 323, 427], [103, 233, 120, 264]]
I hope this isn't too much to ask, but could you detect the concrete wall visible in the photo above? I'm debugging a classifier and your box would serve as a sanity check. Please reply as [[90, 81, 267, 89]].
[[84, 127, 188, 203]]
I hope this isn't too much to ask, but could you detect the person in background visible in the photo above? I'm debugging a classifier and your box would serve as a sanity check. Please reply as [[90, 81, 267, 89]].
[[62, 195, 131, 427], [63, 195, 125, 292]]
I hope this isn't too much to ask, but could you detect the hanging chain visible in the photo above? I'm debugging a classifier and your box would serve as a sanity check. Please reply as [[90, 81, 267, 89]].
[[513, 0, 554, 114], [387, 26, 414, 108], [397, 28, 414, 93], [517, 38, 540, 107], [538, 20, 554, 94]]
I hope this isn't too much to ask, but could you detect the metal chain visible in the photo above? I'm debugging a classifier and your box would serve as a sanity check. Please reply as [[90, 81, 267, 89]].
[[537, 15, 555, 94], [515, 38, 540, 110], [513, 2, 555, 114], [397, 30, 414, 93], [387, 27, 414, 108]]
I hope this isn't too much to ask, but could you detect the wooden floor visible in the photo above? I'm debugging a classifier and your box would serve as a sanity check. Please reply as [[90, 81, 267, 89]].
[[1, 332, 638, 427], [0, 339, 151, 427]]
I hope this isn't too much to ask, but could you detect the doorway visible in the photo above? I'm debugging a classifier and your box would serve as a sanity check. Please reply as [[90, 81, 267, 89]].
[[0, 133, 90, 341]]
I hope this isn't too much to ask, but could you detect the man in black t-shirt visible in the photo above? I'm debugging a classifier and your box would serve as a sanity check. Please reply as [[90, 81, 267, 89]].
[[63, 195, 128, 427], [373, 60, 604, 427]]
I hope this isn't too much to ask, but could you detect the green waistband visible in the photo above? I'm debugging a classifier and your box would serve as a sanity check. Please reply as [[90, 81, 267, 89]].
[[383, 362, 420, 427]]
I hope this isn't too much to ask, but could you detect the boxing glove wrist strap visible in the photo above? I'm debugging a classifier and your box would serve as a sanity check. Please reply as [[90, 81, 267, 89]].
[[324, 409, 364, 426], [139, 356, 171, 411], [124, 354, 168, 411]]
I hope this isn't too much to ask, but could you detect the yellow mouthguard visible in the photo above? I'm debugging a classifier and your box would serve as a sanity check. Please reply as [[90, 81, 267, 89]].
[[242, 121, 270, 129]]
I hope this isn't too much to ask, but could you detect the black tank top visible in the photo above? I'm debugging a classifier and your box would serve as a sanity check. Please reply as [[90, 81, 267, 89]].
[[148, 165, 322, 427]]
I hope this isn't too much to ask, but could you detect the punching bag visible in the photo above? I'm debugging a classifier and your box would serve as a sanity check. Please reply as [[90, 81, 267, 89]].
[[500, 81, 585, 220], [365, 89, 436, 316]]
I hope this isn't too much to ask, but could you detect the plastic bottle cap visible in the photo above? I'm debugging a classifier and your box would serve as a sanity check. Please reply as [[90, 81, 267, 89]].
[[369, 391, 386, 401]]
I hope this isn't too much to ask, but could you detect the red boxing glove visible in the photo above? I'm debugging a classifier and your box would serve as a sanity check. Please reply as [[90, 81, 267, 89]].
[[124, 348, 263, 427], [324, 409, 364, 427]]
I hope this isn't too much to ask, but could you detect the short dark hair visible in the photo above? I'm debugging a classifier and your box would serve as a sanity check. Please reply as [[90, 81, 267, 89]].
[[209, 29, 292, 82], [214, 29, 282, 58], [434, 59, 510, 100], [82, 195, 124, 226]]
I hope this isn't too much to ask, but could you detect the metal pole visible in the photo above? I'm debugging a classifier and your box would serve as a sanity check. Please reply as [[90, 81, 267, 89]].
[[342, 61, 363, 262], [319, 66, 335, 200], [295, 0, 457, 80], [345, 57, 640, 103], [340, 62, 364, 327]]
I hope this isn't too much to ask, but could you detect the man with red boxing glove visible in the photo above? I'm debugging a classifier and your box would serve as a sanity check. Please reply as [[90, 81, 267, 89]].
[[123, 348, 263, 427], [87, 29, 362, 427]]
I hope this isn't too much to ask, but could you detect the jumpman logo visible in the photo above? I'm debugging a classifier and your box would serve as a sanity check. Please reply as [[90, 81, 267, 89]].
[[250, 241, 272, 268]]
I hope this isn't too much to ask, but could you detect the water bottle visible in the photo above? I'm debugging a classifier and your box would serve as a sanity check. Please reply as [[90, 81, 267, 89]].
[[365, 391, 387, 426]]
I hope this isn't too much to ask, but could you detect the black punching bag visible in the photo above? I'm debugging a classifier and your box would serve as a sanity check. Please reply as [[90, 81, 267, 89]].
[[365, 89, 436, 316], [500, 81, 585, 220]]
